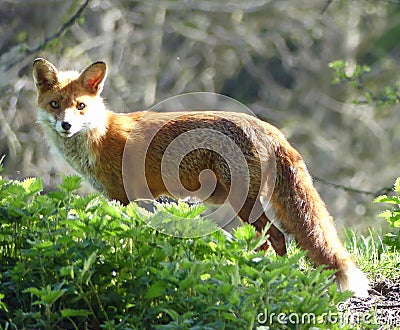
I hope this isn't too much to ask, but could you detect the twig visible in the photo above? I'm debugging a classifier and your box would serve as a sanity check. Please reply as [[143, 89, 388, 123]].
[[346, 71, 399, 105], [321, 0, 333, 15], [27, 0, 91, 55], [3, 0, 92, 71], [313, 176, 393, 197]]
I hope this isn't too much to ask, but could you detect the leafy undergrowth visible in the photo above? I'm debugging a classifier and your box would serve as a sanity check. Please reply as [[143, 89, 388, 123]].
[[0, 174, 394, 329], [343, 230, 400, 330]]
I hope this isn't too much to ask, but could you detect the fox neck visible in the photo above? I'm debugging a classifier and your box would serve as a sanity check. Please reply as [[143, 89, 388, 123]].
[[42, 110, 111, 193]]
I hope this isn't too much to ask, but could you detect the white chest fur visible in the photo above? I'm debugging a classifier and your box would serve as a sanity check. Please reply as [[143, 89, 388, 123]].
[[40, 121, 106, 194]]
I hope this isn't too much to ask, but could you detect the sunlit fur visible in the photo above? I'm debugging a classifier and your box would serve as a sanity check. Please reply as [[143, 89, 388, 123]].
[[33, 58, 369, 297]]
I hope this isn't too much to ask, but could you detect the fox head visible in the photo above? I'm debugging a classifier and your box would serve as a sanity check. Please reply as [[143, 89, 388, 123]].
[[33, 58, 108, 137]]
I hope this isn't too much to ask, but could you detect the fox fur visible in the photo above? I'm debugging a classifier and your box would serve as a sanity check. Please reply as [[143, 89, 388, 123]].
[[33, 58, 369, 297]]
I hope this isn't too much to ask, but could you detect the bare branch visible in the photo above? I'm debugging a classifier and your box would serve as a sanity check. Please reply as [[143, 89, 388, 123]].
[[27, 0, 91, 56], [314, 176, 393, 197], [1, 0, 91, 72], [321, 0, 333, 15]]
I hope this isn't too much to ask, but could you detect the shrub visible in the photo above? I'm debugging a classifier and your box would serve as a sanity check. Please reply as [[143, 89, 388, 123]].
[[375, 178, 400, 251], [0, 173, 351, 329]]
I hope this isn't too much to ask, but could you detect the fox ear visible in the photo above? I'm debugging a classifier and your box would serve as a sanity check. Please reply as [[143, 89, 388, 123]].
[[32, 58, 59, 93], [79, 61, 107, 95]]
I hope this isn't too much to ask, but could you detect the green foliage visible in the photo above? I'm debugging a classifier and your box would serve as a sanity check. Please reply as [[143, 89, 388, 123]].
[[329, 60, 400, 105], [344, 228, 400, 282], [375, 178, 400, 251], [0, 174, 361, 329], [329, 60, 371, 86], [134, 201, 219, 238]]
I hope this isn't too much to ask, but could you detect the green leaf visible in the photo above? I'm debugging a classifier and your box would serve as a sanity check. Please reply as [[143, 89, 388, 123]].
[[159, 308, 180, 322], [374, 195, 400, 204], [231, 263, 240, 287], [328, 60, 347, 70], [58, 175, 82, 192], [233, 224, 257, 242], [103, 204, 122, 219], [394, 177, 400, 192], [21, 177, 43, 195], [48, 190, 67, 200], [23, 285, 66, 305], [388, 218, 400, 228], [126, 202, 143, 219], [377, 210, 400, 220], [145, 281, 166, 299], [83, 252, 97, 273], [60, 265, 75, 279], [0, 293, 7, 312], [23, 287, 41, 297], [41, 288, 66, 305], [61, 309, 91, 318]]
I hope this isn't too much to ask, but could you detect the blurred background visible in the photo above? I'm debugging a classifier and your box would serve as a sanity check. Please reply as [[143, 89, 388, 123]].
[[1, 0, 400, 230]]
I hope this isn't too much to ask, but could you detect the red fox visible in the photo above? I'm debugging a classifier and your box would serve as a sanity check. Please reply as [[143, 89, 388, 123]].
[[32, 58, 369, 297]]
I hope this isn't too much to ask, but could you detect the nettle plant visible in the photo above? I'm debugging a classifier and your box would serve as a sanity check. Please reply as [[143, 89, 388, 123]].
[[375, 178, 400, 251], [0, 165, 353, 329]]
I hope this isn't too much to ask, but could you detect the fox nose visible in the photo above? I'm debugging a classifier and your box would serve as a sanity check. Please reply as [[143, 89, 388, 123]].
[[61, 121, 72, 131]]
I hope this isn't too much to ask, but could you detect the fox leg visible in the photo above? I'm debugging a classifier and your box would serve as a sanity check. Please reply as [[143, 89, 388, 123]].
[[236, 198, 287, 256], [204, 167, 286, 254]]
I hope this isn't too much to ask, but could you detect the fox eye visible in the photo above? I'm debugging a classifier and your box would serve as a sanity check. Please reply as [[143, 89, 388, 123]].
[[50, 101, 59, 109], [77, 102, 86, 110]]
